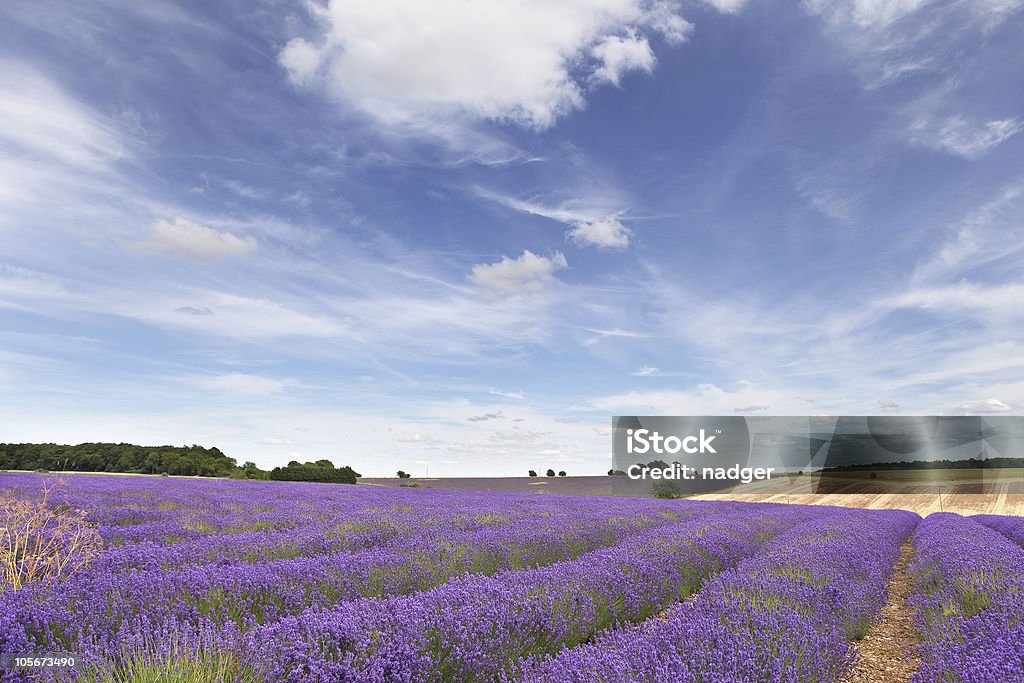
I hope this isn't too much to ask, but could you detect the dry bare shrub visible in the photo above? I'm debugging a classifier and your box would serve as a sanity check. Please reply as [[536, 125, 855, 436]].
[[0, 479, 102, 591]]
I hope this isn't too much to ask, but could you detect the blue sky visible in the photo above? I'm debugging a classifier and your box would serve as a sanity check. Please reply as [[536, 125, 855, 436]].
[[1, 0, 1022, 477]]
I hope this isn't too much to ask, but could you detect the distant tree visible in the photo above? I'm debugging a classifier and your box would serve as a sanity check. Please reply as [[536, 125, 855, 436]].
[[651, 480, 682, 499], [558, 471, 566, 477], [545, 468, 556, 477], [270, 460, 361, 484], [528, 470, 537, 477], [608, 469, 626, 476], [397, 470, 412, 479], [646, 460, 670, 470]]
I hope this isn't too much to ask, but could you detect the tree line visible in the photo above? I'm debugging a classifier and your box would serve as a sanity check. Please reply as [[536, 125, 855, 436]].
[[0, 443, 362, 484], [822, 456, 1024, 472]]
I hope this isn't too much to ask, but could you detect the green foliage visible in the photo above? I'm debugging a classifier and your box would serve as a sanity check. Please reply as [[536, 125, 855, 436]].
[[75, 650, 265, 683], [399, 482, 422, 488], [558, 471, 566, 477], [607, 469, 627, 476], [651, 479, 683, 499], [545, 469, 556, 477], [396, 470, 412, 479], [528, 470, 537, 477], [0, 443, 242, 478], [268, 460, 361, 484]]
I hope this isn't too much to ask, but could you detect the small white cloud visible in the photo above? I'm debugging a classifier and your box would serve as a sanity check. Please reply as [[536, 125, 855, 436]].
[[469, 250, 567, 297], [590, 33, 656, 86], [467, 410, 504, 422], [958, 398, 1012, 413], [733, 405, 769, 413], [133, 217, 257, 261], [279, 38, 323, 86], [911, 116, 1023, 159], [703, 0, 750, 13], [877, 399, 900, 413], [198, 373, 288, 396], [566, 217, 632, 249], [630, 365, 659, 376], [553, 417, 580, 423], [259, 436, 294, 446], [489, 387, 526, 400]]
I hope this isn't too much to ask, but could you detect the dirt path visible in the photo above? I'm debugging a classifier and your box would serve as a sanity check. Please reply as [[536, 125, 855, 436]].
[[841, 541, 920, 682]]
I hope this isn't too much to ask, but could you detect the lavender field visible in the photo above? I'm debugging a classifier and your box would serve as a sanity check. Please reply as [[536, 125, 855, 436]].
[[1, 473, 1022, 682]]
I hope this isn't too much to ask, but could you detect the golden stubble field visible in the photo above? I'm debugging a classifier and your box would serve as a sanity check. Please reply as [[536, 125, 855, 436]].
[[692, 468, 1024, 516]]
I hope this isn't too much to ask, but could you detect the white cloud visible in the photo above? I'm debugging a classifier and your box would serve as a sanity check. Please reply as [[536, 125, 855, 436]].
[[590, 33, 656, 86], [703, 0, 750, 12], [957, 398, 1012, 413], [912, 181, 1024, 283], [467, 410, 504, 422], [0, 61, 127, 170], [197, 373, 289, 396], [469, 250, 568, 297], [279, 0, 689, 131], [804, 0, 930, 30], [630, 365, 659, 376], [910, 116, 1023, 159], [566, 217, 633, 249], [489, 387, 526, 400], [133, 217, 257, 261], [878, 399, 900, 413], [883, 281, 1024, 320]]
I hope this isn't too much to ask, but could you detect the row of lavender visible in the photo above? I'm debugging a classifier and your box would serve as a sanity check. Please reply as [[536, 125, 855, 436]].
[[510, 507, 919, 682], [5, 473, 1023, 682], [1, 473, 731, 680], [909, 513, 1024, 683], [237, 503, 823, 682], [3, 473, 835, 682]]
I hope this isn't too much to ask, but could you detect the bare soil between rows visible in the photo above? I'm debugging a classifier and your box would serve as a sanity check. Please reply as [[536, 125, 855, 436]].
[[841, 541, 920, 683]]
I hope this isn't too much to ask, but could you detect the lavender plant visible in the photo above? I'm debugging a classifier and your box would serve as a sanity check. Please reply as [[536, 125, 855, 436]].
[[909, 513, 1024, 683]]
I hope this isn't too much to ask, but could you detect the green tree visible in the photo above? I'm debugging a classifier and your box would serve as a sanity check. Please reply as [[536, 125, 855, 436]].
[[651, 480, 682, 499], [545, 468, 555, 477]]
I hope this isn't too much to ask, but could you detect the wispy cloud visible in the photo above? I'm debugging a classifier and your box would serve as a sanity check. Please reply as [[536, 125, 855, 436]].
[[489, 387, 526, 400], [957, 398, 1012, 414], [910, 116, 1023, 159], [466, 410, 504, 422], [196, 373, 290, 396]]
